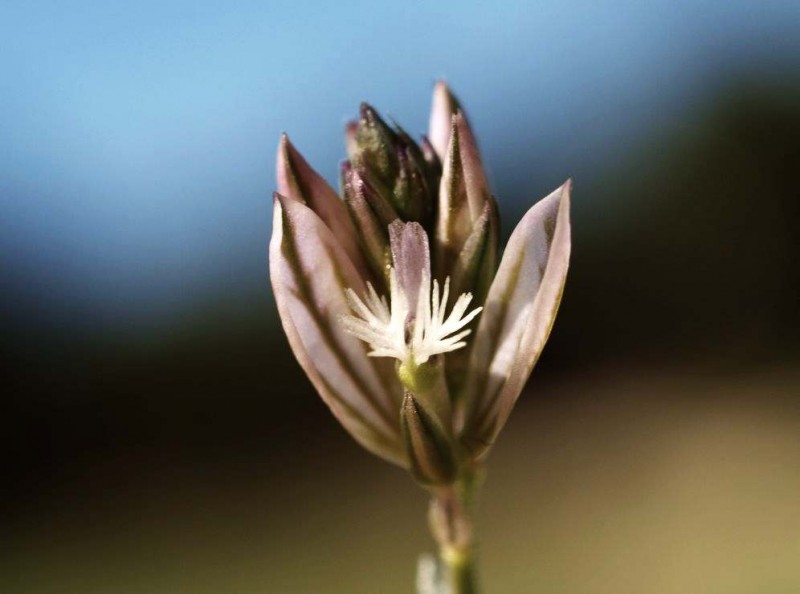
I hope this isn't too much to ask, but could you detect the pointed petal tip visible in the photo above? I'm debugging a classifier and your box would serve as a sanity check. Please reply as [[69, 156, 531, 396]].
[[277, 132, 293, 158], [275, 136, 295, 198], [557, 179, 572, 211], [429, 83, 464, 161], [433, 79, 456, 102], [359, 102, 377, 121]]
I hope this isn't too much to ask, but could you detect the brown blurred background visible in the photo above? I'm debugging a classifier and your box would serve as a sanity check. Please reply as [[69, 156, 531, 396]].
[[3, 2, 799, 593]]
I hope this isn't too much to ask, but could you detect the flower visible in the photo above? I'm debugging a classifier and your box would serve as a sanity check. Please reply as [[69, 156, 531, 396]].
[[340, 218, 483, 368], [340, 266, 482, 365], [269, 82, 571, 480]]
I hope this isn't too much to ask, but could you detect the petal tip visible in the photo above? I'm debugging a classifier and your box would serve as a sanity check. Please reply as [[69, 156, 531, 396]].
[[277, 132, 293, 159], [359, 102, 378, 121], [558, 179, 572, 212], [433, 79, 452, 98]]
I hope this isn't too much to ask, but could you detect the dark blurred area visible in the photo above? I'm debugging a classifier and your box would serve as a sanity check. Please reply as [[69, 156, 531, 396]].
[[558, 80, 800, 368], [2, 2, 800, 593]]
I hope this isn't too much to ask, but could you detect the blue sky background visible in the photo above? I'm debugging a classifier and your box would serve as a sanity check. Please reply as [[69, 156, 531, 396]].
[[1, 0, 798, 332]]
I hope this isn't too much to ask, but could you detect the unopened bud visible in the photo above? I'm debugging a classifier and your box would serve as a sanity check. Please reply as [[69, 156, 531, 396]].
[[341, 163, 395, 287], [443, 200, 499, 403], [450, 200, 498, 305], [354, 103, 399, 184], [349, 105, 441, 227], [401, 393, 457, 486], [435, 113, 497, 280], [392, 146, 427, 222]]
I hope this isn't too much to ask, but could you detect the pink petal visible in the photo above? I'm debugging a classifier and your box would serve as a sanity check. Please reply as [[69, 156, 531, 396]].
[[276, 134, 369, 278], [270, 193, 405, 465], [460, 181, 572, 457], [428, 81, 461, 162]]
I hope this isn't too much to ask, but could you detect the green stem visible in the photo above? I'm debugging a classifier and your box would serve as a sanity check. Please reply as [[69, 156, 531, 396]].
[[428, 465, 484, 594], [441, 543, 477, 594]]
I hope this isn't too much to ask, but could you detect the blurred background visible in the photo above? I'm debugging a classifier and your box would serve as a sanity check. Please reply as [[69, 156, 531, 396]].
[[2, 1, 799, 592]]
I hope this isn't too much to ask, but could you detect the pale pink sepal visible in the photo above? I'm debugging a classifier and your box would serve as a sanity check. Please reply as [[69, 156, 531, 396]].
[[276, 134, 369, 278], [270, 193, 405, 466], [461, 181, 572, 456], [428, 81, 460, 162], [436, 113, 494, 276]]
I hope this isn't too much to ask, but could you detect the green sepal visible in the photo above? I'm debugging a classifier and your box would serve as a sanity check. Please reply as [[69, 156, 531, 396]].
[[401, 392, 458, 487], [353, 103, 400, 187]]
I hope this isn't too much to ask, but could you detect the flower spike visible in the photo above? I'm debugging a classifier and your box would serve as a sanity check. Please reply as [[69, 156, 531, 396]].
[[269, 83, 572, 593], [270, 83, 570, 468]]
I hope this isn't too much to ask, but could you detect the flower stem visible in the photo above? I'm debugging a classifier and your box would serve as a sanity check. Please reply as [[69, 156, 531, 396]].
[[441, 544, 477, 594], [428, 465, 483, 593]]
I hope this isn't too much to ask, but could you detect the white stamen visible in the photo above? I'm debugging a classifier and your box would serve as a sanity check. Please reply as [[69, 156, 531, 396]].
[[341, 268, 482, 366]]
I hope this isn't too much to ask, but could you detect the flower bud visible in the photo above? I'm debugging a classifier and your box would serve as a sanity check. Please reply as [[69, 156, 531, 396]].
[[353, 103, 400, 186], [435, 113, 497, 282], [441, 200, 499, 404], [393, 125, 439, 227], [401, 393, 457, 486], [392, 144, 428, 223], [449, 200, 498, 306], [349, 104, 440, 227], [341, 163, 397, 287]]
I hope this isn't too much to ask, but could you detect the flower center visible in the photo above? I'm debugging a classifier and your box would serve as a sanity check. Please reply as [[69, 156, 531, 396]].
[[341, 268, 482, 368]]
